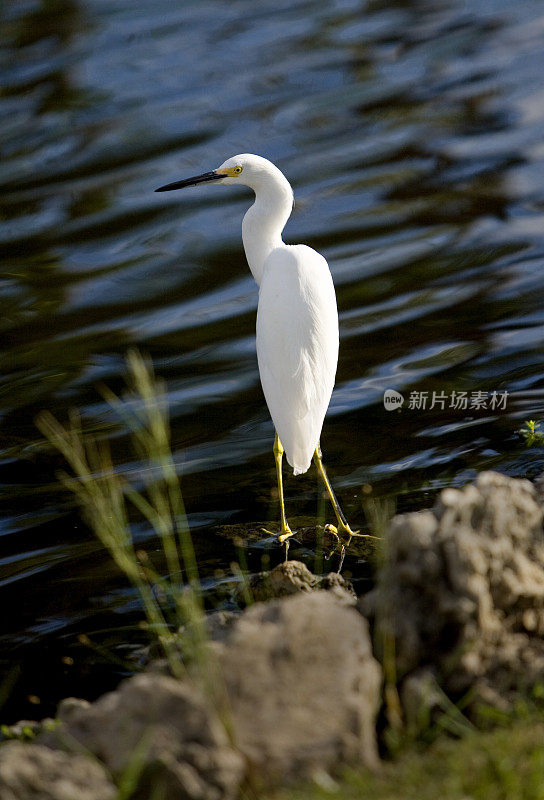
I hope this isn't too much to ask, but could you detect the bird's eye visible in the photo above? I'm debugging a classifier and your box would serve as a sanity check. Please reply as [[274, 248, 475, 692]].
[[234, 166, 243, 174]]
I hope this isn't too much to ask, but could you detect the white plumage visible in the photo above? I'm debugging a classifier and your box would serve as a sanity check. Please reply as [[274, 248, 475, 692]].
[[156, 153, 357, 543], [220, 154, 338, 475], [257, 244, 338, 474]]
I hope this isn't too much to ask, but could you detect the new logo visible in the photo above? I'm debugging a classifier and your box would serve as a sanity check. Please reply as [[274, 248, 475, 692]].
[[383, 389, 404, 411]]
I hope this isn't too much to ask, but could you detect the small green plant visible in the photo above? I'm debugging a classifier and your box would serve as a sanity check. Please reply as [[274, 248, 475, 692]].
[[1, 718, 57, 742], [36, 351, 209, 686], [0, 723, 36, 741], [519, 420, 544, 447]]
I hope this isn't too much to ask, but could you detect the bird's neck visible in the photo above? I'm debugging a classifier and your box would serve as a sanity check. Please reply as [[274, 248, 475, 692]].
[[242, 177, 293, 285]]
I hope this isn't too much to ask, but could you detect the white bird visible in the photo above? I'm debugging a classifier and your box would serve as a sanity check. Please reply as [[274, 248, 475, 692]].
[[156, 154, 358, 544]]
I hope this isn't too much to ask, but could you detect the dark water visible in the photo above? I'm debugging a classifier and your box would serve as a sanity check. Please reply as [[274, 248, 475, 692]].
[[2, 0, 544, 722]]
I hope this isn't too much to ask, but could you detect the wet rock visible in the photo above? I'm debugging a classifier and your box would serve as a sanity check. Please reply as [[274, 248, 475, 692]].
[[363, 471, 544, 709], [46, 673, 244, 800], [218, 590, 381, 784], [241, 560, 356, 604], [0, 741, 116, 800], [215, 521, 340, 549]]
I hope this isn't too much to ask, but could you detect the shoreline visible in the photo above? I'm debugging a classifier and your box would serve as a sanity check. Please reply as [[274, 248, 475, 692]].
[[2, 470, 544, 799]]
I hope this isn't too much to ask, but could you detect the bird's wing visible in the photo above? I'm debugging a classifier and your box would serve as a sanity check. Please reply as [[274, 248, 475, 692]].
[[256, 245, 339, 474]]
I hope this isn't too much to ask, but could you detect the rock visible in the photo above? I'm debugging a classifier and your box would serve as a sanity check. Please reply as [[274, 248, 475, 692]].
[[247, 559, 316, 601], [42, 590, 379, 794], [533, 472, 544, 506], [56, 697, 91, 721], [363, 471, 544, 710], [0, 742, 116, 800], [215, 522, 341, 550], [318, 570, 357, 603], [46, 673, 244, 800], [218, 590, 381, 784], [241, 560, 356, 604]]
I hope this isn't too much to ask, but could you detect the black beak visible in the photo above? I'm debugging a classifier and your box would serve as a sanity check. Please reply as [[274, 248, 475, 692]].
[[155, 170, 222, 192]]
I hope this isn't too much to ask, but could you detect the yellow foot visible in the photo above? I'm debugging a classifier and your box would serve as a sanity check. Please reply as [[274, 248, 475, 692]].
[[322, 524, 341, 545], [261, 525, 295, 544], [278, 525, 295, 545], [325, 521, 373, 540]]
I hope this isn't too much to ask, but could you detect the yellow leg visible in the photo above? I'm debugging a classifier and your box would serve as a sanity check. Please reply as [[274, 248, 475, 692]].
[[262, 433, 294, 544], [313, 446, 362, 540]]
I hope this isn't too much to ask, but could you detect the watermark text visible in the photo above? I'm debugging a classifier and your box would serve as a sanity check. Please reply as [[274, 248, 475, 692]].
[[383, 389, 508, 412]]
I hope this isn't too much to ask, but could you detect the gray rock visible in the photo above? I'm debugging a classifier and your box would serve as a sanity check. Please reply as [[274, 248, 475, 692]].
[[0, 742, 116, 800], [218, 590, 381, 784], [242, 560, 355, 604], [56, 697, 91, 722], [363, 471, 544, 709], [533, 471, 544, 506], [47, 673, 244, 800], [40, 577, 372, 796], [318, 570, 358, 604]]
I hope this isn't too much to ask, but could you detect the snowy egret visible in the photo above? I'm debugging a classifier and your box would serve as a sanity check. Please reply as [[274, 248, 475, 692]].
[[156, 154, 358, 543]]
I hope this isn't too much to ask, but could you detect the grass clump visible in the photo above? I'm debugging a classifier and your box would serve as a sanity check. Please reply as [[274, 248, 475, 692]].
[[36, 350, 207, 684], [272, 714, 544, 800]]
